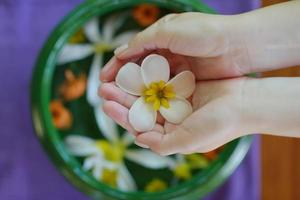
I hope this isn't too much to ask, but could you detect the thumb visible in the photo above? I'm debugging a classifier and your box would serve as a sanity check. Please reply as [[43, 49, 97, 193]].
[[135, 125, 196, 156]]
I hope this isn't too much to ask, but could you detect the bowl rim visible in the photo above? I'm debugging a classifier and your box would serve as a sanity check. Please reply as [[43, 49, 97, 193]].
[[30, 0, 253, 199]]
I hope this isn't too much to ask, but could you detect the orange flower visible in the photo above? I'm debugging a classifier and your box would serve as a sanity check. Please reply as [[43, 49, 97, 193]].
[[59, 70, 87, 101], [202, 145, 224, 161], [133, 4, 160, 27], [50, 100, 73, 130], [203, 150, 219, 161]]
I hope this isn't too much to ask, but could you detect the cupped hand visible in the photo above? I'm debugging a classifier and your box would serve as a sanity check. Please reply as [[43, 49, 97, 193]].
[[99, 77, 249, 155], [99, 12, 253, 155], [100, 12, 251, 83]]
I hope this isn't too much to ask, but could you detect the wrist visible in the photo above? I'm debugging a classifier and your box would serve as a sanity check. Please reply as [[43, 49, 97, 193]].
[[222, 14, 254, 75], [240, 77, 300, 137], [227, 2, 300, 72], [239, 78, 264, 134]]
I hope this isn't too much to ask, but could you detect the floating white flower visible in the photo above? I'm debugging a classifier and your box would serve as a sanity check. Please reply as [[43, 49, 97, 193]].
[[57, 14, 138, 134], [116, 54, 196, 132], [65, 132, 174, 191]]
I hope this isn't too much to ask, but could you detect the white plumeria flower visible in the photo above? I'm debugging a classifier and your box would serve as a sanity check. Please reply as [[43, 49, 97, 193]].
[[115, 54, 196, 132], [57, 14, 138, 134], [65, 132, 175, 191]]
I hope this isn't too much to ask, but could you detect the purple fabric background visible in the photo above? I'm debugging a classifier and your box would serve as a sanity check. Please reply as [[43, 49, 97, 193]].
[[0, 0, 261, 199]]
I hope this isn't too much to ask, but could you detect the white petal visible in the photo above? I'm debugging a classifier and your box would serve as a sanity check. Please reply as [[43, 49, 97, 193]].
[[116, 62, 145, 96], [117, 164, 137, 191], [88, 158, 118, 181], [83, 157, 96, 171], [86, 55, 120, 142], [57, 44, 93, 64], [125, 149, 175, 169], [65, 135, 99, 156], [103, 161, 119, 170], [83, 154, 103, 171], [86, 55, 119, 142], [103, 13, 126, 42], [121, 132, 135, 147], [141, 54, 170, 87], [94, 104, 119, 143], [129, 97, 157, 132], [112, 31, 138, 47], [159, 98, 193, 124], [92, 164, 102, 180], [87, 54, 102, 106], [167, 71, 196, 98], [84, 18, 101, 43]]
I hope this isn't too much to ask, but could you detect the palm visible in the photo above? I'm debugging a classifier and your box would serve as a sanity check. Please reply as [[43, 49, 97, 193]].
[[134, 78, 247, 155], [156, 50, 245, 81]]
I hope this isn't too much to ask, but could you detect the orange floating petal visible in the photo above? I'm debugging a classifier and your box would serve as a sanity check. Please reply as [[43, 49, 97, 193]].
[[202, 150, 219, 161], [50, 100, 73, 130], [59, 70, 87, 101], [133, 4, 160, 27]]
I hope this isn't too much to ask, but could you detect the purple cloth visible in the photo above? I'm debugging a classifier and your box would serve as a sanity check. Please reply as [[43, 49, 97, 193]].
[[0, 0, 261, 199]]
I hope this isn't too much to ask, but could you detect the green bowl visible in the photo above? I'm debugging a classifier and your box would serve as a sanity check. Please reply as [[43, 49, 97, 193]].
[[30, 0, 252, 199]]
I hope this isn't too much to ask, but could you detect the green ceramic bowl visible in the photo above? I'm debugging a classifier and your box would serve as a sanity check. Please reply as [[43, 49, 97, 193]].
[[31, 0, 252, 199]]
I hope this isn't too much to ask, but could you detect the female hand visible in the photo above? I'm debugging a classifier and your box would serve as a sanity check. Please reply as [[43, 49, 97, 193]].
[[100, 12, 250, 82], [100, 2, 300, 155], [100, 76, 300, 155], [101, 1, 300, 83], [99, 77, 249, 155]]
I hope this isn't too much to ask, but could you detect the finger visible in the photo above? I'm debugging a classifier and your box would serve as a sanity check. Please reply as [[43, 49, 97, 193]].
[[99, 82, 165, 124], [135, 126, 196, 156], [99, 82, 137, 108], [100, 56, 125, 82], [103, 100, 137, 135], [100, 55, 142, 82], [114, 14, 179, 60]]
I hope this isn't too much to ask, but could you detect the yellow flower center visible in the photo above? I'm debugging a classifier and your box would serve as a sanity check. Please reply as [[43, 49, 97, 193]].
[[95, 140, 125, 163], [173, 163, 191, 180], [94, 43, 114, 54], [101, 168, 118, 188], [185, 154, 209, 169], [143, 80, 175, 110], [145, 178, 167, 192]]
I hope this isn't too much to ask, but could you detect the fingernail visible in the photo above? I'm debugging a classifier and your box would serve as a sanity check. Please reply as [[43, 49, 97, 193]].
[[101, 58, 116, 82], [114, 44, 128, 55], [135, 141, 149, 149], [102, 57, 114, 73]]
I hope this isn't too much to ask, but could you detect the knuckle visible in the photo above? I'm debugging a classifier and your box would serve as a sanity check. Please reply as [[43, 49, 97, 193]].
[[121, 92, 129, 107], [160, 13, 178, 23], [150, 141, 170, 156], [152, 147, 171, 156], [128, 31, 144, 47], [130, 32, 142, 45], [98, 84, 106, 97], [155, 13, 178, 34]]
